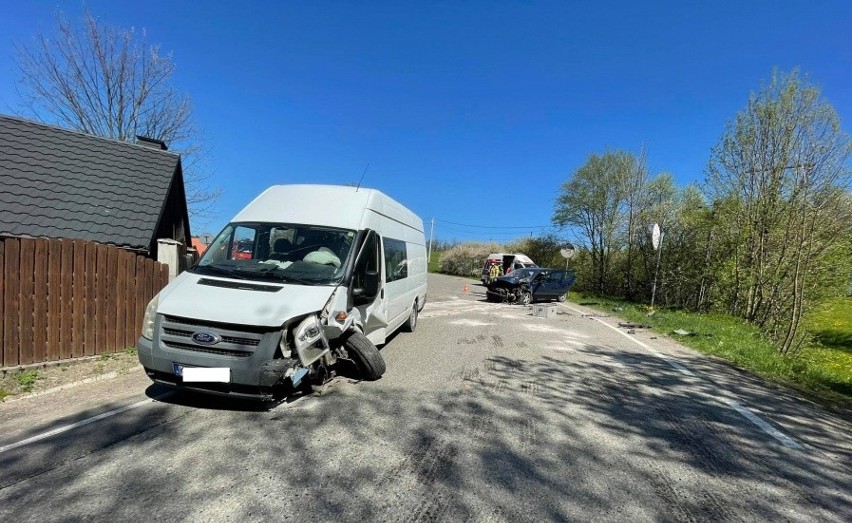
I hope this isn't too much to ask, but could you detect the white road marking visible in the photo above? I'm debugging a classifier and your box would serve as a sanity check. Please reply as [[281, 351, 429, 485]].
[[559, 302, 803, 451], [729, 401, 804, 449], [560, 304, 694, 376], [0, 393, 171, 454]]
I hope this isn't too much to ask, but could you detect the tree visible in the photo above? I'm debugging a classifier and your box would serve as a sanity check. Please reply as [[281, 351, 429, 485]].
[[620, 147, 649, 299], [553, 151, 633, 293], [707, 69, 852, 354], [505, 234, 566, 269], [14, 11, 219, 218]]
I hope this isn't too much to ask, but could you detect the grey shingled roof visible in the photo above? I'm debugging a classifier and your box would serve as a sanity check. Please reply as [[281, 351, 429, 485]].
[[0, 114, 181, 250]]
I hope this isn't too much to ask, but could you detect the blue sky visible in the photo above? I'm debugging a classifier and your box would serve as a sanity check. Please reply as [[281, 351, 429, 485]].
[[1, 1, 850, 243]]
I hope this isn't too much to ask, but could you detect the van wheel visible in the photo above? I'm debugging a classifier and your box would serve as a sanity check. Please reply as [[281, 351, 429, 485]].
[[344, 332, 386, 380], [403, 302, 418, 332], [557, 293, 567, 302]]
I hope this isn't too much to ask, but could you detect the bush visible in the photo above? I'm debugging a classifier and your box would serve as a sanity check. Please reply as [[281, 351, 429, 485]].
[[439, 242, 502, 277]]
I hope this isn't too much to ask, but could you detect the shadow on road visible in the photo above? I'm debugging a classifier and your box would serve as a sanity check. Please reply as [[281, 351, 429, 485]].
[[1, 342, 850, 521]]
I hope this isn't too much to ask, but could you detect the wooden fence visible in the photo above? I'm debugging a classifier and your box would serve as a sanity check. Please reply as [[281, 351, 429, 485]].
[[1, 237, 170, 368]]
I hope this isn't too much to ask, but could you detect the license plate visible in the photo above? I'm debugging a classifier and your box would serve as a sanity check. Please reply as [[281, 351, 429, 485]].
[[173, 363, 230, 383]]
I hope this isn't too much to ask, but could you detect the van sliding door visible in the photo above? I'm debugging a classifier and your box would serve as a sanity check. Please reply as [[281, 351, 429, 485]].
[[383, 237, 410, 327]]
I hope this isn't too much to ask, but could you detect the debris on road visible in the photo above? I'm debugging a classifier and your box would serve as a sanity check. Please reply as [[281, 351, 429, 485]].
[[531, 303, 557, 318], [672, 329, 696, 336]]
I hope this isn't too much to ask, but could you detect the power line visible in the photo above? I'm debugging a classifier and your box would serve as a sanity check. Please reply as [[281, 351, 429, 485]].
[[436, 226, 538, 237], [435, 222, 558, 235], [435, 218, 553, 230]]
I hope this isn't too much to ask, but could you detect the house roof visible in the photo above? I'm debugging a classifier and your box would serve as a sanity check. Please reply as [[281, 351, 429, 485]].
[[0, 114, 182, 250], [191, 237, 208, 255]]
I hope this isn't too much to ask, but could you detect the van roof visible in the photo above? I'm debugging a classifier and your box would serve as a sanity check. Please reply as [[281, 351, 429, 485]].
[[486, 253, 534, 263], [232, 184, 423, 232]]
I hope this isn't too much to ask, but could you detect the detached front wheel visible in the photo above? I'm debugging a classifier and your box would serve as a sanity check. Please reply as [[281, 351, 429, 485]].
[[344, 332, 386, 381]]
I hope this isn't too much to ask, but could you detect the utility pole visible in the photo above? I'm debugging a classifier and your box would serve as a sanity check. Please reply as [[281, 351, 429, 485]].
[[427, 217, 435, 262]]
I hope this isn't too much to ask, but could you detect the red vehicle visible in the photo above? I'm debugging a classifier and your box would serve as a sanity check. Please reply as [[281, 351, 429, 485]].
[[231, 239, 254, 260]]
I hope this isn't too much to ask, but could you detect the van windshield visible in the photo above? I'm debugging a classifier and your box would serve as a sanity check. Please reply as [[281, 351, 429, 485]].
[[191, 222, 356, 285]]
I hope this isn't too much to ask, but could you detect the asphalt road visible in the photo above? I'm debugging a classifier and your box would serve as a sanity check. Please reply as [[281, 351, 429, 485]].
[[1, 273, 850, 521]]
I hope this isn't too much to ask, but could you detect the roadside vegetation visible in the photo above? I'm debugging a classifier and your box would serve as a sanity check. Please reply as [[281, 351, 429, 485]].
[[568, 291, 852, 404], [427, 251, 442, 273], [430, 70, 851, 404], [0, 349, 140, 401]]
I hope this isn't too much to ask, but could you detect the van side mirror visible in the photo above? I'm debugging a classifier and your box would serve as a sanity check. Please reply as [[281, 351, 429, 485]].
[[353, 270, 380, 304]]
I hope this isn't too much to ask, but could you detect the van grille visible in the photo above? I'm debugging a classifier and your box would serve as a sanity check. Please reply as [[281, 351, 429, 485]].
[[162, 341, 253, 358], [159, 315, 269, 358], [162, 328, 260, 347]]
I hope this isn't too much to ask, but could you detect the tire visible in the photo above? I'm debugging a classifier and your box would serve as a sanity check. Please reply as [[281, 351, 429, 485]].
[[519, 291, 532, 306], [556, 293, 566, 302], [344, 332, 386, 380], [403, 302, 418, 332]]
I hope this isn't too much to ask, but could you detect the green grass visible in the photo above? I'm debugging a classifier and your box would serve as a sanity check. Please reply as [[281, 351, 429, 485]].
[[14, 370, 42, 392], [806, 297, 852, 351], [568, 292, 852, 405], [428, 251, 442, 273], [799, 297, 852, 399], [0, 388, 8, 400]]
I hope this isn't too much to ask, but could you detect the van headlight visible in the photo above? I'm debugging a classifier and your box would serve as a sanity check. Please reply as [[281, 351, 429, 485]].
[[295, 315, 323, 345], [141, 293, 160, 340], [293, 315, 329, 366]]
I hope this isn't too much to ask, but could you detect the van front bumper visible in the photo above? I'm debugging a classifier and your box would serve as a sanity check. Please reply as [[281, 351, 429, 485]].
[[136, 316, 295, 400]]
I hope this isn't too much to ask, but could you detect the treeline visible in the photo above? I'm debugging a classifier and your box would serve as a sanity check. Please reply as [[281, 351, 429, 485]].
[[438, 70, 852, 355]]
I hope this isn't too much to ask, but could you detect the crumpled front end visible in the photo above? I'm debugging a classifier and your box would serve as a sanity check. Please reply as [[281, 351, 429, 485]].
[[486, 279, 527, 303]]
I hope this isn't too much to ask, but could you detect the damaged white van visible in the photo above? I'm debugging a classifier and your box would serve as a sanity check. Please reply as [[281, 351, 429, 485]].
[[137, 184, 427, 400]]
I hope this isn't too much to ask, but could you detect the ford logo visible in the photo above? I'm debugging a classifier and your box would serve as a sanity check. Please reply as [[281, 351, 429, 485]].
[[191, 332, 221, 345]]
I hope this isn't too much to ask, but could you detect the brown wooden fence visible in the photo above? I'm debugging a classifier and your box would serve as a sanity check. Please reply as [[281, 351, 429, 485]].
[[1, 237, 170, 368]]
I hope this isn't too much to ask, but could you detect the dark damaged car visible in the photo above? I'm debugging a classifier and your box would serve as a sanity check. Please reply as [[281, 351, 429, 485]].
[[486, 268, 576, 305]]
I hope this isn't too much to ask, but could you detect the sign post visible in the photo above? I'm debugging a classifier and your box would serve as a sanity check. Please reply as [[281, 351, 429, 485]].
[[560, 243, 576, 270], [650, 224, 664, 308]]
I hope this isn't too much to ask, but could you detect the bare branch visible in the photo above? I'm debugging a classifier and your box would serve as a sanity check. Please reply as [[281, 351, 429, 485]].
[[13, 9, 219, 218]]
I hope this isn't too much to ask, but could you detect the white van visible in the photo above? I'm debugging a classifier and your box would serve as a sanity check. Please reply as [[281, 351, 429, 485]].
[[481, 253, 536, 284], [136, 184, 427, 400]]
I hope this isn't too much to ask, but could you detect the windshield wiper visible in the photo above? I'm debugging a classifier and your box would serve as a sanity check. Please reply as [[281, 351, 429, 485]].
[[253, 268, 318, 286], [195, 264, 249, 280]]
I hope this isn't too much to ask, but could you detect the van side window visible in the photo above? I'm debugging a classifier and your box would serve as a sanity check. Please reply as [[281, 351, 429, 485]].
[[384, 238, 408, 282], [353, 232, 380, 289]]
